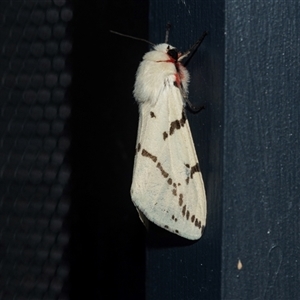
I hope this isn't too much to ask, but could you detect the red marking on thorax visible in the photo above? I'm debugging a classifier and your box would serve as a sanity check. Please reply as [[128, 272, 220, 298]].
[[156, 59, 176, 63], [156, 58, 185, 87]]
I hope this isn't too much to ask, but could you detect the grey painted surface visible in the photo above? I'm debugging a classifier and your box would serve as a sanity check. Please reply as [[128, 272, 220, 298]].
[[146, 0, 300, 299]]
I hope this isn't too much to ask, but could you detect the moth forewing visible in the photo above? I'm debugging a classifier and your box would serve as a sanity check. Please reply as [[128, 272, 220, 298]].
[[131, 37, 207, 240]]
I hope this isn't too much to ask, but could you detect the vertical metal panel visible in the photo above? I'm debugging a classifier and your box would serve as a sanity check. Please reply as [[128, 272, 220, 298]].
[[223, 1, 300, 299], [147, 1, 224, 299], [147, 0, 300, 299]]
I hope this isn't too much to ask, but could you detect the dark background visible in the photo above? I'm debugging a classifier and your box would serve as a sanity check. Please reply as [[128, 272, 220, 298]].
[[71, 0, 149, 299], [0, 0, 148, 299]]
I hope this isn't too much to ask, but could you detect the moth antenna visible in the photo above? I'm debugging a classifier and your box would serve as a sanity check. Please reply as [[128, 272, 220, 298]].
[[110, 30, 155, 46], [164, 22, 171, 43], [179, 31, 208, 66]]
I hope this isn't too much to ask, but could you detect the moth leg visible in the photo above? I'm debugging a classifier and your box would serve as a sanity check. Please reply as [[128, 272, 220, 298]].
[[186, 97, 205, 113], [180, 84, 205, 113]]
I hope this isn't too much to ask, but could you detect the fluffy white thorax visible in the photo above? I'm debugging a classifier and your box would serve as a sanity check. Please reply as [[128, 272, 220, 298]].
[[134, 44, 189, 105]]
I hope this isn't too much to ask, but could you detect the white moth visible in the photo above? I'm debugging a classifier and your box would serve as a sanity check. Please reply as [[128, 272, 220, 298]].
[[131, 31, 207, 240]]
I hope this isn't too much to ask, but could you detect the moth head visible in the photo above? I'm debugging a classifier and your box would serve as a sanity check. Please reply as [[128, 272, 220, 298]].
[[145, 43, 181, 62], [168, 44, 180, 60]]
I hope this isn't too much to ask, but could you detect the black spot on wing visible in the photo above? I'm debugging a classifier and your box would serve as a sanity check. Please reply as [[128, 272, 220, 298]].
[[169, 120, 181, 135], [141, 151, 172, 182], [186, 210, 190, 220], [195, 218, 202, 229], [156, 162, 169, 178], [141, 149, 157, 162], [190, 163, 200, 178], [169, 111, 187, 136], [176, 192, 204, 233], [184, 162, 200, 183], [179, 194, 183, 206], [182, 205, 186, 217]]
